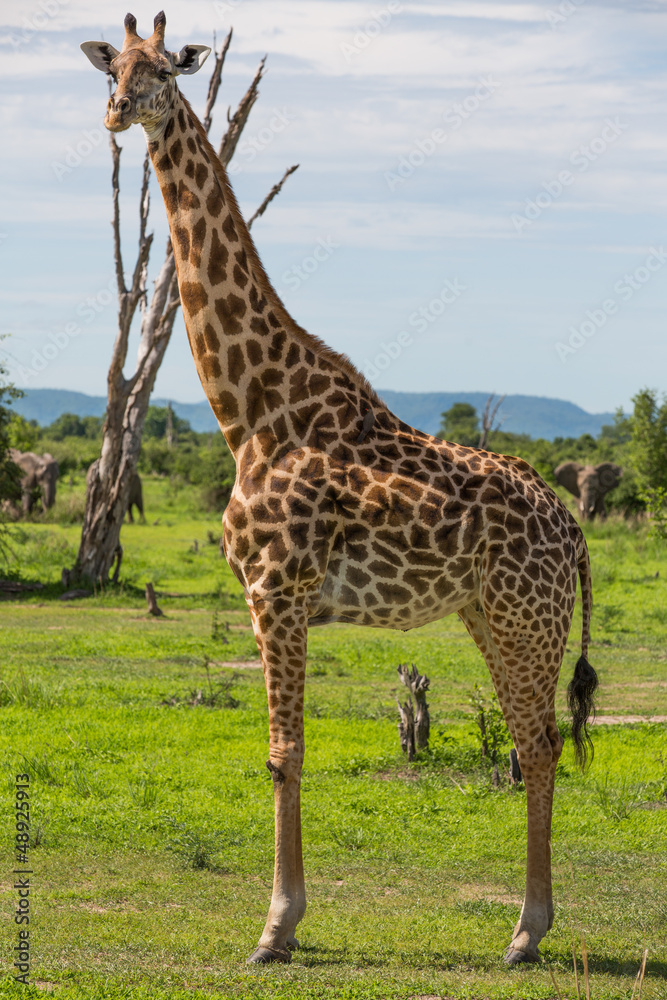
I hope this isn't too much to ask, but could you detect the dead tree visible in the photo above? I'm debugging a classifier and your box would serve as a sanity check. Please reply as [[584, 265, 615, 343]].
[[396, 696, 416, 761], [477, 393, 506, 450], [396, 663, 431, 758], [69, 30, 298, 585]]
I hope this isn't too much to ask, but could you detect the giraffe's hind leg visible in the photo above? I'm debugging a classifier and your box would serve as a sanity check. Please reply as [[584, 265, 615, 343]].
[[458, 600, 566, 964]]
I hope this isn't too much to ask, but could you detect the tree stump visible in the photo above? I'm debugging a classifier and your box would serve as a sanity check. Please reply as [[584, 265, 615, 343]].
[[145, 582, 164, 617], [396, 697, 416, 761], [396, 663, 431, 757]]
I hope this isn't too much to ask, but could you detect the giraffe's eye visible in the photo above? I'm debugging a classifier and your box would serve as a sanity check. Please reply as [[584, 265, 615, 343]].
[[158, 70, 171, 82]]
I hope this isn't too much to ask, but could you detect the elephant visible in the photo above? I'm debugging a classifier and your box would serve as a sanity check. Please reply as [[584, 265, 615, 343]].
[[85, 463, 145, 523], [554, 461, 623, 521], [9, 449, 59, 515], [127, 472, 145, 524]]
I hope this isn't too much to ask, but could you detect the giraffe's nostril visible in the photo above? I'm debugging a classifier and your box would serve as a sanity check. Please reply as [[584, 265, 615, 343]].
[[116, 96, 131, 114]]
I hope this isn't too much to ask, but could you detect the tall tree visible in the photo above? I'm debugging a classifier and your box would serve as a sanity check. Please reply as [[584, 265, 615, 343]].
[[629, 387, 667, 535], [438, 402, 479, 447], [68, 31, 298, 585]]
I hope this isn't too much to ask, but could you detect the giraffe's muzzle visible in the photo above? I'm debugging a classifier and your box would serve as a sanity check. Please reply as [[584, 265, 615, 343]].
[[105, 93, 135, 132]]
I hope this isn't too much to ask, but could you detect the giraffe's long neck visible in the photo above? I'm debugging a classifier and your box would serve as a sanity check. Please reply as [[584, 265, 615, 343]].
[[147, 89, 374, 458]]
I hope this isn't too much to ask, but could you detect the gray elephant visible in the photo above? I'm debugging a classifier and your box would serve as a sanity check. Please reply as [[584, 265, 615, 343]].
[[85, 462, 145, 523], [554, 461, 622, 521], [9, 448, 59, 515], [127, 472, 145, 524]]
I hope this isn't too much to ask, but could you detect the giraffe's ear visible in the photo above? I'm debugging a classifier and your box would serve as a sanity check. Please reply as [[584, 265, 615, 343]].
[[80, 41, 120, 73], [172, 44, 211, 75]]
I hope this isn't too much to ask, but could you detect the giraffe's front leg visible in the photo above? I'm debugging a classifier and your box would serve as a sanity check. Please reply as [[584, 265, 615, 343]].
[[246, 600, 307, 965]]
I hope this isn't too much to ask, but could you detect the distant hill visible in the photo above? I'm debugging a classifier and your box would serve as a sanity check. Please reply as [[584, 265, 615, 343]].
[[10, 387, 615, 441], [378, 391, 616, 440], [9, 389, 223, 434]]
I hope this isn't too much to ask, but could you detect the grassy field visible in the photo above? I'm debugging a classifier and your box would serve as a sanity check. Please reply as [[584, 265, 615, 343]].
[[1, 478, 666, 999]]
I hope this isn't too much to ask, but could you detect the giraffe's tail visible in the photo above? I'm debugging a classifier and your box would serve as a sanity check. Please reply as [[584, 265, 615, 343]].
[[567, 540, 598, 770]]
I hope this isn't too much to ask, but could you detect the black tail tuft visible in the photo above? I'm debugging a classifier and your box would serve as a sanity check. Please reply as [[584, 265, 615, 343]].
[[567, 655, 598, 770]]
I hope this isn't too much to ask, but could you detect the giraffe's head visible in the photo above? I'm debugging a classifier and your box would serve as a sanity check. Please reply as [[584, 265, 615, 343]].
[[81, 12, 210, 137]]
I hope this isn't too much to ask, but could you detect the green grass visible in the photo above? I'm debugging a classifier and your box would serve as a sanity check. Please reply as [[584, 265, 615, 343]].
[[0, 485, 666, 998]]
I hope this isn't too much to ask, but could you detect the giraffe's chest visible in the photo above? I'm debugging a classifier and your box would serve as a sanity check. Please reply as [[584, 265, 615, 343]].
[[308, 518, 479, 631]]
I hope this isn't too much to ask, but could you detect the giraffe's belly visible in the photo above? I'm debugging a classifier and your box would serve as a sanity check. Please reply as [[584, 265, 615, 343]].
[[308, 547, 479, 631]]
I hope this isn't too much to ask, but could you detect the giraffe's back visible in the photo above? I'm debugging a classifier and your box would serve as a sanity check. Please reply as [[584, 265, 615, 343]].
[[307, 417, 582, 632]]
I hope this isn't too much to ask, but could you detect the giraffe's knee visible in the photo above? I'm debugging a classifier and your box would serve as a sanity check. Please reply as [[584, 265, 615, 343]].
[[547, 720, 564, 761], [517, 725, 562, 771], [267, 741, 303, 783]]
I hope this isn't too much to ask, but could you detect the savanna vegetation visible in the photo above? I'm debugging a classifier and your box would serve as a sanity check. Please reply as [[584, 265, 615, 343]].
[[7, 386, 667, 534], [1, 370, 666, 997], [0, 471, 666, 999], [5, 403, 236, 523], [437, 388, 667, 523]]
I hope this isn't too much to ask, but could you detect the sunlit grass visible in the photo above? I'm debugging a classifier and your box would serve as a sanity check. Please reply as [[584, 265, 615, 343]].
[[0, 484, 665, 998]]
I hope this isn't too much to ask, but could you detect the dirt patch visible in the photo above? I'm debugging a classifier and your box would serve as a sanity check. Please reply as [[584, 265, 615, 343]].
[[372, 767, 421, 782], [592, 715, 667, 725], [77, 900, 139, 913], [606, 681, 667, 689], [210, 660, 262, 669], [457, 882, 521, 906]]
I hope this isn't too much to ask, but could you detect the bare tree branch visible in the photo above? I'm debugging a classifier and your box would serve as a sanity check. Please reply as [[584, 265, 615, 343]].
[[108, 142, 154, 393], [478, 393, 506, 450], [109, 133, 126, 299], [203, 28, 232, 134], [107, 77, 126, 302], [247, 164, 299, 230], [218, 56, 266, 166], [133, 152, 153, 314]]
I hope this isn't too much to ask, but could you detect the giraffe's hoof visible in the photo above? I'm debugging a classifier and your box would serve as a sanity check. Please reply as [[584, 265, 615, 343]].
[[503, 944, 539, 966], [247, 946, 291, 965], [286, 935, 300, 951]]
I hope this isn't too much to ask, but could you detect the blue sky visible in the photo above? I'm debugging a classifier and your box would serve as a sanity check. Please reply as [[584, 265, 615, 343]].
[[1, 0, 666, 414]]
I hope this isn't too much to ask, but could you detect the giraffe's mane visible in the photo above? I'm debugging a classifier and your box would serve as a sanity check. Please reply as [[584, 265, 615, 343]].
[[179, 92, 380, 408]]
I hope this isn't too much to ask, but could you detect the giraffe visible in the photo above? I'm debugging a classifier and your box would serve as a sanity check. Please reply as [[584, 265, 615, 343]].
[[82, 13, 598, 967]]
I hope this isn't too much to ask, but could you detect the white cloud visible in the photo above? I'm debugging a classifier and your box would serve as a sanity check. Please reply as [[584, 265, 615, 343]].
[[1, 0, 667, 409]]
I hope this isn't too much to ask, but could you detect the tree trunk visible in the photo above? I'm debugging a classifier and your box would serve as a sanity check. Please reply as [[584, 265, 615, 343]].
[[68, 30, 298, 585], [477, 393, 506, 450], [397, 663, 431, 751], [145, 582, 163, 616], [396, 698, 415, 761]]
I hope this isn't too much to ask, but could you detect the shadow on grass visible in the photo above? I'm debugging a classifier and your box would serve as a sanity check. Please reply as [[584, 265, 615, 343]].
[[582, 955, 667, 980], [295, 942, 667, 980], [295, 943, 499, 971]]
